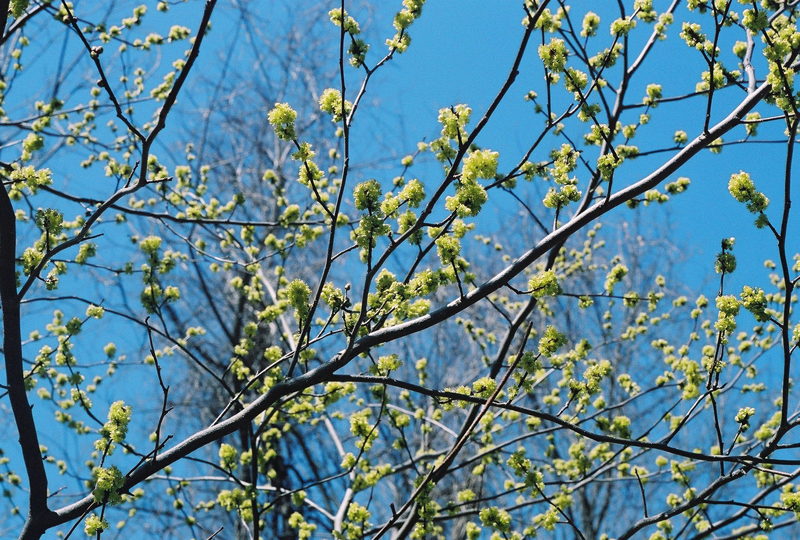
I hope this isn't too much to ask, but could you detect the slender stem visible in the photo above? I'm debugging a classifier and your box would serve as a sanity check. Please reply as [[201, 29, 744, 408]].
[[778, 116, 797, 428]]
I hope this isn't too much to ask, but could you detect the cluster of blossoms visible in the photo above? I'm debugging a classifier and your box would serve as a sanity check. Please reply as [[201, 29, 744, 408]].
[[445, 148, 498, 218], [319, 88, 353, 123], [728, 171, 769, 227], [543, 145, 582, 210], [430, 104, 470, 162], [715, 295, 740, 334], [95, 400, 131, 453], [267, 102, 297, 141], [528, 270, 560, 298], [386, 0, 425, 53]]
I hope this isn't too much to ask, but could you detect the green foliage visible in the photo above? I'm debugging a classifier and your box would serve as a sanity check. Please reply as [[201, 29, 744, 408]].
[[4, 2, 800, 540]]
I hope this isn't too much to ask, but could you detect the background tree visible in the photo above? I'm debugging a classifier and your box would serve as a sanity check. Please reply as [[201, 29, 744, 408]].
[[152, 2, 379, 537], [3, 1, 800, 540]]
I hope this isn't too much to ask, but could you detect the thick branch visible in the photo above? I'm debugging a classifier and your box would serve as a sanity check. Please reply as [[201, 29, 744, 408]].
[[351, 79, 771, 357], [1, 186, 55, 540]]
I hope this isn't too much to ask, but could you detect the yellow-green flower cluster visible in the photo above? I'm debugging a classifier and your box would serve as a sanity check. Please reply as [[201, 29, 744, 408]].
[[643, 83, 662, 107], [539, 326, 567, 357], [610, 415, 632, 438], [95, 400, 131, 454], [604, 263, 628, 294], [542, 144, 582, 209], [92, 465, 125, 504], [740, 285, 770, 322], [139, 235, 162, 257], [696, 63, 728, 93], [354, 179, 382, 212], [543, 185, 581, 209], [10, 0, 29, 17], [219, 443, 238, 470], [530, 7, 566, 32], [318, 88, 352, 122], [167, 25, 191, 42], [445, 178, 488, 218], [462, 148, 499, 180], [744, 112, 761, 136], [581, 12, 600, 37], [742, 9, 769, 32], [328, 8, 360, 34], [370, 354, 402, 376], [550, 144, 578, 182], [469, 376, 496, 398], [634, 0, 657, 22], [386, 0, 425, 53], [783, 489, 800, 518], [321, 282, 346, 312], [21, 132, 43, 161], [352, 214, 391, 249], [715, 295, 740, 333], [435, 235, 460, 266], [349, 409, 377, 450], [538, 38, 568, 72], [381, 178, 425, 217], [289, 512, 318, 540], [735, 406, 755, 432], [34, 208, 63, 237], [286, 279, 311, 322], [430, 104, 471, 161], [564, 67, 588, 94], [439, 104, 471, 140], [590, 44, 623, 69], [84, 514, 109, 536], [762, 19, 800, 110], [479, 506, 512, 533], [680, 22, 708, 50], [528, 270, 560, 298], [666, 177, 690, 195], [610, 17, 636, 36], [597, 153, 623, 182], [728, 171, 769, 214], [583, 360, 612, 395], [10, 165, 52, 194], [444, 149, 496, 218], [268, 102, 297, 141], [715, 238, 736, 274], [348, 38, 369, 67]]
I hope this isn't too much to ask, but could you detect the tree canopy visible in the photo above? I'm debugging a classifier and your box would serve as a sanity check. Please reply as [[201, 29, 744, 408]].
[[3, 1, 800, 539]]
